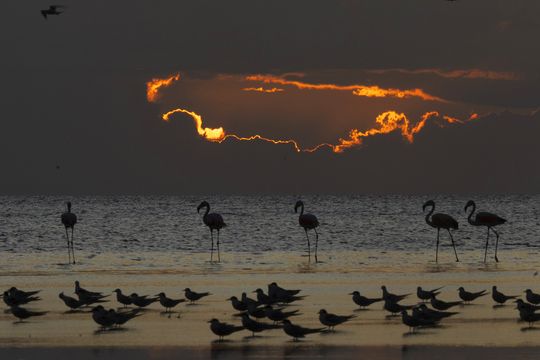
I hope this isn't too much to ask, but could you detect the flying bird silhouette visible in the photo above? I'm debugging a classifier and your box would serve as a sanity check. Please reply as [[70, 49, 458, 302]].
[[423, 200, 459, 262], [197, 201, 226, 262], [465, 200, 507, 263], [41, 5, 66, 19], [294, 200, 320, 262]]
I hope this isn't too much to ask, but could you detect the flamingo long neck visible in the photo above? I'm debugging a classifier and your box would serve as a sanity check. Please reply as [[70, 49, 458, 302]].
[[425, 205, 435, 227], [203, 204, 210, 217], [298, 203, 304, 216], [466, 203, 477, 225]]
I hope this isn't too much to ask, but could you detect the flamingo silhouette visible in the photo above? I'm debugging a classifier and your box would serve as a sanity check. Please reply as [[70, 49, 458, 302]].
[[294, 200, 320, 262], [61, 201, 77, 264], [197, 201, 226, 262], [464, 200, 506, 263], [423, 200, 459, 262]]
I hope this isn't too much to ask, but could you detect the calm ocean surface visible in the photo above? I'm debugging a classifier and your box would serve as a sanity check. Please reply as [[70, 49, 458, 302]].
[[1, 195, 539, 273]]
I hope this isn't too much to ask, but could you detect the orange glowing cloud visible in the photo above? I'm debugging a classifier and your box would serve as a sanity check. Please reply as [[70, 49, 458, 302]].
[[161, 107, 463, 154], [242, 87, 284, 93], [146, 73, 180, 102], [368, 68, 518, 81], [246, 74, 445, 102]]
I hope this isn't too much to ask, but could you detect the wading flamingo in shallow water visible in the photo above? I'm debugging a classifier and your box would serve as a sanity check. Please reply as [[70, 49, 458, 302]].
[[197, 201, 226, 262], [423, 200, 459, 262], [464, 200, 506, 263], [294, 200, 320, 263], [61, 201, 77, 264]]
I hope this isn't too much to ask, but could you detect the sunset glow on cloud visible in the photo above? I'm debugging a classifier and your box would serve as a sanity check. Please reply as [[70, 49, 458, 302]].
[[146, 73, 180, 102]]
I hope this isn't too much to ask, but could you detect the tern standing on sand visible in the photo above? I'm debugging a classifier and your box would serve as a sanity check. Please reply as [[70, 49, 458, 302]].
[[61, 201, 77, 264]]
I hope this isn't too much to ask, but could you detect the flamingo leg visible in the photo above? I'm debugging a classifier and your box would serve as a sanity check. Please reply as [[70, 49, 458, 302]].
[[435, 228, 440, 263], [492, 227, 500, 262], [210, 229, 214, 262], [71, 227, 76, 264], [217, 229, 221, 263], [448, 229, 459, 262], [484, 227, 490, 263], [314, 228, 319, 263], [304, 229, 311, 262], [65, 227, 71, 264]]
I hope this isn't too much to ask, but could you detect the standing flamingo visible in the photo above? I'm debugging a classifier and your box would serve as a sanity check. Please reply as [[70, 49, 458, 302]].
[[61, 201, 77, 264], [464, 200, 506, 263], [294, 200, 320, 263], [197, 201, 226, 262], [422, 200, 459, 262]]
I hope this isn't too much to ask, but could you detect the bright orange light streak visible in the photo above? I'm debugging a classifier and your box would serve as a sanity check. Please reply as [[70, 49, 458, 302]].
[[242, 87, 284, 93], [146, 73, 180, 102], [161, 108, 461, 154], [246, 74, 445, 102]]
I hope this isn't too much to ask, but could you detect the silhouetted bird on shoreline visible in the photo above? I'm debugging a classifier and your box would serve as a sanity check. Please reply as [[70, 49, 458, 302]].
[[197, 201, 226, 262], [184, 288, 211, 303], [384, 299, 415, 315], [401, 310, 437, 332], [417, 286, 443, 302], [208, 318, 244, 341], [157, 292, 185, 312], [227, 296, 248, 312], [3, 291, 40, 307], [465, 200, 507, 263], [515, 299, 540, 312], [492, 286, 517, 304], [413, 304, 458, 321], [350, 291, 383, 309], [113, 289, 133, 307], [458, 287, 488, 303], [241, 313, 281, 337], [318, 309, 355, 331], [423, 200, 459, 262], [430, 294, 462, 310], [282, 319, 325, 341], [268, 282, 301, 299], [61, 202, 77, 264], [58, 292, 85, 310], [294, 200, 320, 263], [381, 286, 410, 303], [525, 289, 540, 305], [41, 5, 65, 19], [264, 305, 300, 323], [130, 293, 157, 308], [10, 306, 47, 322]]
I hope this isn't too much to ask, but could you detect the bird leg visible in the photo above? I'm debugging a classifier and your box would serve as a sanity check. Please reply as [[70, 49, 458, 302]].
[[71, 227, 76, 264], [314, 228, 319, 263], [217, 230, 221, 263], [435, 228, 440, 263], [304, 229, 311, 262], [65, 228, 71, 264], [484, 227, 490, 263], [210, 230, 214, 262], [492, 228, 500, 262], [448, 229, 459, 262]]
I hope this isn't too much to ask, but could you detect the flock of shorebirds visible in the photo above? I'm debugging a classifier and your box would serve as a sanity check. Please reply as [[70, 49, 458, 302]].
[[3, 281, 540, 341]]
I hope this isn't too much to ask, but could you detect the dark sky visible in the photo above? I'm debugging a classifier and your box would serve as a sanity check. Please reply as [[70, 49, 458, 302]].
[[1, 0, 539, 194]]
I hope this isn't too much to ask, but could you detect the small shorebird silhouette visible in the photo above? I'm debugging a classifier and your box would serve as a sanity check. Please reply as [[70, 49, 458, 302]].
[[241, 313, 281, 337], [184, 288, 211, 303], [430, 294, 462, 310], [401, 310, 436, 332], [113, 289, 133, 308], [294, 200, 320, 262], [423, 200, 459, 262], [492, 286, 517, 305], [10, 305, 47, 323], [458, 287, 488, 303], [61, 202, 77, 264], [41, 5, 66, 19], [417, 286, 443, 302], [264, 305, 300, 323], [381, 286, 410, 303], [282, 319, 325, 341], [318, 309, 355, 331], [197, 201, 226, 262], [465, 200, 507, 263], [349, 291, 383, 309], [525, 289, 540, 305], [208, 318, 244, 341], [157, 292, 185, 312]]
